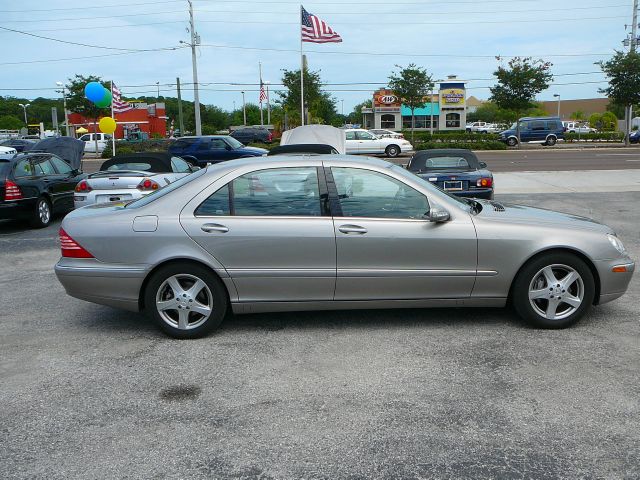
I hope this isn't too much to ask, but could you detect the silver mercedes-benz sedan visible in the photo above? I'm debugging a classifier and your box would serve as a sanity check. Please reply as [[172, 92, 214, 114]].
[[55, 155, 635, 338]]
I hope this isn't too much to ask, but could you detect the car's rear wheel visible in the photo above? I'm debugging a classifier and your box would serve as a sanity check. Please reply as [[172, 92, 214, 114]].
[[506, 137, 518, 147], [30, 197, 52, 228], [546, 135, 557, 146], [386, 145, 400, 157], [512, 253, 595, 329], [145, 263, 228, 339]]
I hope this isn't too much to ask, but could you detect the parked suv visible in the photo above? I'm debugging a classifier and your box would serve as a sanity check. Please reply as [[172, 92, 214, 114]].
[[499, 117, 564, 147], [230, 126, 272, 145], [78, 133, 112, 153], [562, 121, 596, 134], [167, 135, 267, 166], [465, 121, 500, 133]]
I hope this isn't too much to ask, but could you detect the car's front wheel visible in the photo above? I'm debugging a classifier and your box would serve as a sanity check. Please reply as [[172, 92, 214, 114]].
[[145, 263, 228, 338], [512, 253, 595, 329], [386, 145, 400, 157]]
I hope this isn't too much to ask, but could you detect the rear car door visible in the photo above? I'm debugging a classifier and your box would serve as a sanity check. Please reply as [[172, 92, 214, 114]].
[[179, 164, 336, 303], [327, 165, 477, 300]]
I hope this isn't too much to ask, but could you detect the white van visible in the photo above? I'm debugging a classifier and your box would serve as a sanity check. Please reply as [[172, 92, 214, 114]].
[[78, 133, 112, 153]]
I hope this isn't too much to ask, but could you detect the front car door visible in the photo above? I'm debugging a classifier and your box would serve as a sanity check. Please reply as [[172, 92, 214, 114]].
[[344, 131, 358, 153], [326, 163, 478, 301], [355, 130, 382, 154], [179, 162, 336, 303]]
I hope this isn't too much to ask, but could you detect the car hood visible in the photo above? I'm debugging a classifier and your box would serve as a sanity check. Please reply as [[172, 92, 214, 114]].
[[476, 200, 612, 233], [238, 146, 268, 155]]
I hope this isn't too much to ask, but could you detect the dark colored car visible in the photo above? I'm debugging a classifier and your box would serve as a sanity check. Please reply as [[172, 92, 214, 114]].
[[499, 116, 565, 147], [1, 153, 85, 228], [630, 129, 640, 144], [167, 136, 268, 166], [407, 149, 494, 200], [0, 138, 36, 152], [267, 144, 339, 155], [230, 127, 273, 145]]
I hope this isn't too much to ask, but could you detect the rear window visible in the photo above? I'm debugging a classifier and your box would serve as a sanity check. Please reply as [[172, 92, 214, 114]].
[[546, 121, 560, 130], [105, 162, 152, 171], [422, 156, 471, 169]]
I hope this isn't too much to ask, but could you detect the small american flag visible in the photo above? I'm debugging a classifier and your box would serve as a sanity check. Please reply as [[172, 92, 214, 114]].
[[259, 82, 267, 103], [301, 6, 342, 44], [112, 83, 133, 113]]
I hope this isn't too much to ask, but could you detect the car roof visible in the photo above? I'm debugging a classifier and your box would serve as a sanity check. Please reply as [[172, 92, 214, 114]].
[[520, 116, 561, 121], [100, 151, 177, 172]]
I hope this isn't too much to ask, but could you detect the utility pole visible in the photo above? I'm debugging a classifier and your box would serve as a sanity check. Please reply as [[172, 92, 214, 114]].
[[630, 0, 638, 143], [56, 82, 70, 136], [188, 0, 202, 136], [176, 77, 185, 137]]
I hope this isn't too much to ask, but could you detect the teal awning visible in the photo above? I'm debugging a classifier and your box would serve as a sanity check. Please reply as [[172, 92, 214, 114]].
[[401, 104, 439, 116]]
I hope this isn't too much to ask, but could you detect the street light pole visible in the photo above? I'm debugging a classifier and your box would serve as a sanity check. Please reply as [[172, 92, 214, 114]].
[[241, 91, 247, 125], [187, 0, 202, 136], [156, 81, 160, 99], [56, 82, 70, 136], [341, 99, 344, 116], [553, 94, 561, 118], [18, 103, 30, 126]]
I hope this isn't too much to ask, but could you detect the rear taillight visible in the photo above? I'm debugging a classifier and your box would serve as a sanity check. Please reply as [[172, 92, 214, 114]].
[[477, 178, 493, 188], [267, 132, 273, 141], [59, 228, 94, 258], [75, 180, 92, 193], [4, 180, 23, 200], [137, 178, 160, 191]]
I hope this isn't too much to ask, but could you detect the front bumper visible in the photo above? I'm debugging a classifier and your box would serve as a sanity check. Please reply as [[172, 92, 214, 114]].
[[594, 258, 635, 305], [55, 257, 149, 312]]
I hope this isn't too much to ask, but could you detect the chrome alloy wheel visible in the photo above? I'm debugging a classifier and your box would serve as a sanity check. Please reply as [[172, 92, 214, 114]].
[[155, 274, 213, 330], [38, 199, 50, 225], [528, 264, 584, 320]]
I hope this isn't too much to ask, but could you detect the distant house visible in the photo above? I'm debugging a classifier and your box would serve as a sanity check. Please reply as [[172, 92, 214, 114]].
[[541, 98, 609, 119], [466, 96, 485, 114]]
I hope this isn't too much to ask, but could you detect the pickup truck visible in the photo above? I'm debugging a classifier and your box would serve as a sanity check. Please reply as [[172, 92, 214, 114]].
[[465, 122, 501, 133]]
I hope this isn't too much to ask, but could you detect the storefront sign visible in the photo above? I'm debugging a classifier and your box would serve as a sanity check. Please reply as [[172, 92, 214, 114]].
[[441, 88, 465, 106], [374, 89, 401, 107]]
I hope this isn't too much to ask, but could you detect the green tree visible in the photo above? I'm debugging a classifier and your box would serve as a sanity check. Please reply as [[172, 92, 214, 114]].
[[598, 50, 640, 143], [65, 74, 111, 123], [601, 111, 618, 131], [490, 57, 553, 112], [347, 99, 372, 125], [388, 64, 433, 141], [0, 115, 25, 130], [589, 113, 603, 130], [278, 68, 336, 126], [570, 110, 586, 121]]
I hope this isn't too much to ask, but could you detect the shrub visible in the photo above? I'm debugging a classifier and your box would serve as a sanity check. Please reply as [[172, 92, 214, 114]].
[[564, 132, 624, 142]]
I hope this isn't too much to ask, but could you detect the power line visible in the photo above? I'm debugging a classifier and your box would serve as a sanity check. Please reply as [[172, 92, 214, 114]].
[[0, 21, 186, 34], [0, 0, 182, 12], [3, 10, 184, 23]]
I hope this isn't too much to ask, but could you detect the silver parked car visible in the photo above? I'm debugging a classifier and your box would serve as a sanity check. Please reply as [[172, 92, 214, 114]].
[[55, 156, 635, 338]]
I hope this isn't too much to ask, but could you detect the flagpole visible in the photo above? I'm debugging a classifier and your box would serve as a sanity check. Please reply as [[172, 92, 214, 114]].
[[110, 80, 116, 157], [300, 5, 305, 126], [259, 62, 264, 126], [266, 83, 271, 125]]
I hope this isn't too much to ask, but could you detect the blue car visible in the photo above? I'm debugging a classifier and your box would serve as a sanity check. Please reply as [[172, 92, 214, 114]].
[[168, 135, 268, 166], [630, 129, 640, 144], [407, 149, 494, 200], [499, 116, 565, 147]]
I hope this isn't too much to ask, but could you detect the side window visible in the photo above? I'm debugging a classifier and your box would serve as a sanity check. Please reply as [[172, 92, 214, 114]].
[[331, 167, 429, 219], [546, 121, 559, 130], [210, 139, 228, 150], [197, 139, 210, 151], [170, 156, 191, 173], [195, 184, 230, 216], [34, 159, 56, 175], [14, 159, 34, 177], [345, 131, 356, 140], [233, 167, 321, 216], [79, 134, 89, 142], [356, 131, 375, 140], [50, 156, 73, 174], [531, 121, 545, 131]]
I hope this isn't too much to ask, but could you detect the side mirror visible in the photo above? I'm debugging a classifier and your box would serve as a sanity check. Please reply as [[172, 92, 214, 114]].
[[190, 165, 201, 171], [424, 208, 450, 223], [479, 161, 487, 168]]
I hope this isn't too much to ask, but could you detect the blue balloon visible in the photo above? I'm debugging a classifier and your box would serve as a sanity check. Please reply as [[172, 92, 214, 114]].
[[85, 82, 107, 103]]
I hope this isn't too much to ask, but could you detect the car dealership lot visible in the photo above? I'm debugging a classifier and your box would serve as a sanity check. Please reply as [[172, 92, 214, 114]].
[[1, 189, 638, 479]]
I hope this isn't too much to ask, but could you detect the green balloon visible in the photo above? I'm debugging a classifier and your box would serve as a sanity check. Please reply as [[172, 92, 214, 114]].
[[94, 89, 112, 108]]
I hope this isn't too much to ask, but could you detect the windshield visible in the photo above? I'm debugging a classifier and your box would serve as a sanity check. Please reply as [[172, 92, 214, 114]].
[[225, 137, 244, 149], [125, 167, 207, 208]]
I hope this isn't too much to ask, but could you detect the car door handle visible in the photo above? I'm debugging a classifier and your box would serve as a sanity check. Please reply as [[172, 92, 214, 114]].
[[201, 223, 229, 233], [338, 224, 367, 235]]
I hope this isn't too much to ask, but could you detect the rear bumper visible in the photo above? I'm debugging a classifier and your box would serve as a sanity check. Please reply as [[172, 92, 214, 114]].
[[449, 189, 494, 200], [74, 189, 147, 209], [0, 198, 37, 220], [594, 258, 635, 305], [55, 257, 149, 312]]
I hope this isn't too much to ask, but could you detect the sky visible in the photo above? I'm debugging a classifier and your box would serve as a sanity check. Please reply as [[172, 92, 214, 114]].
[[0, 0, 634, 113]]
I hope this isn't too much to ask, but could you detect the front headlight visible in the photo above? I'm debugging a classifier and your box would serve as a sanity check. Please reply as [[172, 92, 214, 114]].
[[607, 234, 626, 255]]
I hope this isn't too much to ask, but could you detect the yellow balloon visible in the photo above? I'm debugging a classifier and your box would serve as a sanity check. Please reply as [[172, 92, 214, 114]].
[[99, 117, 117, 134]]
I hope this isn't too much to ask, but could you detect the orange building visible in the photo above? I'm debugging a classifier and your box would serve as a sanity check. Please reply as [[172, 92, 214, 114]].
[[68, 102, 167, 139]]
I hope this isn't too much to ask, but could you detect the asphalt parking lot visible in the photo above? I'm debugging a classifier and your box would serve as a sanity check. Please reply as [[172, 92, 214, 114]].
[[1, 191, 638, 479]]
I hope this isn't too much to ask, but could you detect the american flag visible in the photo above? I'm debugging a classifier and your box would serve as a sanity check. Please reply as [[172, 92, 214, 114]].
[[112, 83, 133, 113], [301, 6, 342, 44], [259, 82, 267, 103]]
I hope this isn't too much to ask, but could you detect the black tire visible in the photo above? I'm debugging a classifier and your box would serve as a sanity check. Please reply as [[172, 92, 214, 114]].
[[30, 196, 52, 228], [386, 145, 400, 157], [512, 252, 595, 329], [144, 262, 228, 339], [546, 135, 557, 146], [506, 137, 518, 147]]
